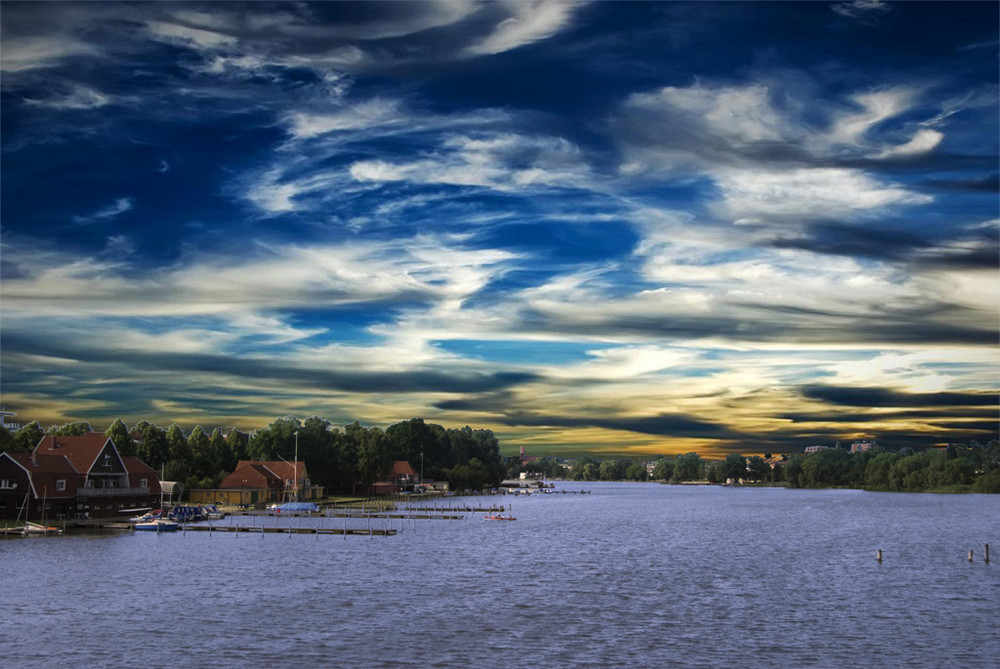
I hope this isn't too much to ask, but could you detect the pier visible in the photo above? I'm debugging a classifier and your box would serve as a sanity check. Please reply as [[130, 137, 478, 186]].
[[174, 524, 396, 536]]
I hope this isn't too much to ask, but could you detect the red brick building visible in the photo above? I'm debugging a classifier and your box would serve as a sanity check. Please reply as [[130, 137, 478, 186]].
[[0, 434, 162, 520]]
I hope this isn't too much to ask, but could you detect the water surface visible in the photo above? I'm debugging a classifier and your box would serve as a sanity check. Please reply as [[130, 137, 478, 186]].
[[2, 483, 997, 667]]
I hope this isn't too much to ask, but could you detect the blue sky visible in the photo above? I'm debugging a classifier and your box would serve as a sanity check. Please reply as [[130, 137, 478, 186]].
[[1, 1, 997, 457]]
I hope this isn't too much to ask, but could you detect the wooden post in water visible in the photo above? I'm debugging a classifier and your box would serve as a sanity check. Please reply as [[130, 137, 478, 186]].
[[985, 544, 990, 563], [876, 549, 882, 563], [969, 549, 974, 562]]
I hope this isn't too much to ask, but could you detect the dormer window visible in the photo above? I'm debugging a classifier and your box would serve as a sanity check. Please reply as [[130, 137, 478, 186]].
[[0, 479, 17, 490], [56, 479, 66, 491]]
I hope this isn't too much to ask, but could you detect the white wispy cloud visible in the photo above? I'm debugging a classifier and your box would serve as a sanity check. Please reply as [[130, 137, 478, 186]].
[[832, 0, 891, 25], [713, 167, 931, 223], [0, 34, 97, 73], [286, 98, 405, 138], [72, 197, 134, 225], [24, 85, 112, 110], [464, 0, 581, 56], [1, 234, 518, 320], [349, 132, 591, 192]]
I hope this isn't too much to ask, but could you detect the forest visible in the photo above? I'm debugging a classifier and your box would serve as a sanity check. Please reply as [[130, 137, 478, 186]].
[[629, 443, 1000, 493], [3, 417, 997, 494], [0, 416, 507, 494]]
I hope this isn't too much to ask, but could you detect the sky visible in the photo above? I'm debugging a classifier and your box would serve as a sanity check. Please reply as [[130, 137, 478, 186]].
[[1, 1, 997, 458]]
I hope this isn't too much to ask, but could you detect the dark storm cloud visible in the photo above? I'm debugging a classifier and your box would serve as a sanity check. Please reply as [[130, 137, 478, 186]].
[[524, 305, 997, 348], [1, 334, 538, 395], [769, 222, 999, 270], [501, 412, 742, 439], [800, 385, 998, 408], [778, 408, 1000, 423]]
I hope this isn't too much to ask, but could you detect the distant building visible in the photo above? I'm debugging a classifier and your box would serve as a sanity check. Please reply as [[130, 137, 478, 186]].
[[0, 410, 23, 433], [804, 445, 830, 454], [850, 440, 876, 454]]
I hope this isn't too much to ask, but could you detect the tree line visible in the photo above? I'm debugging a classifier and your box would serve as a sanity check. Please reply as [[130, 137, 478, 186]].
[[0, 416, 505, 495], [629, 442, 999, 493]]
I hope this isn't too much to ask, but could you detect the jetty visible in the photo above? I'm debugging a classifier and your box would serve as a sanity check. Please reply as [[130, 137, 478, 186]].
[[167, 524, 397, 536]]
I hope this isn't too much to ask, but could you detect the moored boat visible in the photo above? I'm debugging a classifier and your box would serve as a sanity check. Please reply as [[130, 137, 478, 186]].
[[134, 518, 179, 532], [484, 514, 516, 521]]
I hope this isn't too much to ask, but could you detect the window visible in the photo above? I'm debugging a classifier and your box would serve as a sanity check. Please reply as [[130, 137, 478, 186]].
[[0, 479, 17, 490], [86, 480, 94, 489], [56, 479, 66, 491], [107, 480, 116, 489], [140, 478, 148, 488]]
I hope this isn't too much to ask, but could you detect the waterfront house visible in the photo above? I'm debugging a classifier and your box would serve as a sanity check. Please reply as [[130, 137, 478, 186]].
[[0, 434, 162, 520], [189, 459, 322, 506], [357, 460, 419, 495]]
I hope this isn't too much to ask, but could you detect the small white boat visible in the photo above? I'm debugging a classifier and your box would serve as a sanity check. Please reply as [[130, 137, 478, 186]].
[[24, 522, 63, 535]]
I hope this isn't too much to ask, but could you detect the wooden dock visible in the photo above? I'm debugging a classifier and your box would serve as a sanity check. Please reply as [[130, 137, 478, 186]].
[[174, 525, 397, 536]]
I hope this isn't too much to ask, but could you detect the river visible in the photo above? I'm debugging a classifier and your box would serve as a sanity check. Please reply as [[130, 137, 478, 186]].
[[1, 483, 997, 667]]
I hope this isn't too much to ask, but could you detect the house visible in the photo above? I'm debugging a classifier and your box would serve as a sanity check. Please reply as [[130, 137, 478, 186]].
[[189, 459, 322, 506], [850, 440, 876, 453], [354, 460, 419, 495], [0, 433, 162, 520]]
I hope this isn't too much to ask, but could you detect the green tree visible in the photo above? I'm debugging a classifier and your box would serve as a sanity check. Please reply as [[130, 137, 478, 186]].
[[295, 417, 336, 487], [48, 421, 92, 436], [11, 421, 44, 453], [358, 426, 393, 494], [625, 463, 648, 481], [207, 428, 227, 477], [222, 428, 249, 472], [652, 458, 673, 481], [671, 452, 703, 482], [247, 416, 302, 461], [746, 455, 770, 482], [385, 418, 451, 481], [165, 424, 190, 462], [105, 418, 135, 456], [187, 426, 214, 480], [720, 453, 747, 482], [784, 455, 804, 488], [136, 422, 170, 469]]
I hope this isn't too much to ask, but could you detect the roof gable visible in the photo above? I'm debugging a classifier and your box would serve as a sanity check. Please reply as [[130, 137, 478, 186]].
[[3, 451, 79, 498], [35, 434, 122, 475], [390, 460, 417, 477]]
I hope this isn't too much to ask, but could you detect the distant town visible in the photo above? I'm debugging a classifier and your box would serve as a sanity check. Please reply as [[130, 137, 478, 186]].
[[2, 410, 998, 522]]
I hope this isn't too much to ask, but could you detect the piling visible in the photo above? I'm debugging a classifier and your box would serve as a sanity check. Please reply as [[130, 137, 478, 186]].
[[986, 544, 990, 563], [876, 549, 882, 563], [969, 549, 974, 562]]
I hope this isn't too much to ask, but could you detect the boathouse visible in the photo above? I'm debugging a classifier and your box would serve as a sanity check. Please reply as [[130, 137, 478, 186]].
[[0, 434, 162, 520], [189, 459, 322, 506]]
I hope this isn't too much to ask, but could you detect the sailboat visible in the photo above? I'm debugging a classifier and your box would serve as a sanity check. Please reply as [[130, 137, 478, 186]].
[[15, 492, 62, 535]]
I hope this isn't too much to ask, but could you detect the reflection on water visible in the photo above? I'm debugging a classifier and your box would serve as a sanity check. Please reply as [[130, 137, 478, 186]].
[[2, 483, 998, 667]]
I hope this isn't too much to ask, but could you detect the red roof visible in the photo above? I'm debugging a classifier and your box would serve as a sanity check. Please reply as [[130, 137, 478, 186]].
[[220, 463, 283, 490], [5, 452, 79, 498], [390, 461, 417, 477], [34, 434, 116, 474], [122, 456, 162, 495], [233, 460, 307, 483]]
